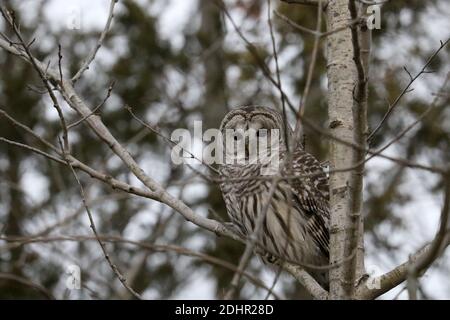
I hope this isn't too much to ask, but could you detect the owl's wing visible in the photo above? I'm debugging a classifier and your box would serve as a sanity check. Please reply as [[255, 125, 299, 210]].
[[286, 149, 330, 258]]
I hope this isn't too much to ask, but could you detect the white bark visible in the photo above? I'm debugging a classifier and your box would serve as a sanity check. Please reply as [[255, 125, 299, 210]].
[[325, 0, 359, 299]]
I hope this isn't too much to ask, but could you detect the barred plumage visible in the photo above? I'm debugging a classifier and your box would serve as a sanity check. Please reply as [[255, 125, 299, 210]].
[[218, 106, 330, 287]]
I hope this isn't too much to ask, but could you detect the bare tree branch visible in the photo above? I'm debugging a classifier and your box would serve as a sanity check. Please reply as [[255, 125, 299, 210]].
[[356, 172, 450, 299], [67, 81, 115, 129], [0, 7, 70, 153], [0, 137, 65, 164], [63, 153, 142, 299], [293, 0, 323, 144], [280, 262, 329, 299], [0, 272, 55, 300], [275, 9, 367, 39], [367, 38, 450, 143], [407, 171, 450, 299], [71, 0, 117, 83], [0, 234, 282, 300]]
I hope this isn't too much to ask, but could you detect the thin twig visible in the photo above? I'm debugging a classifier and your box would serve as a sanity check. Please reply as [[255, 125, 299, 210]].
[[365, 70, 450, 164], [407, 171, 450, 299], [367, 38, 450, 143], [68, 81, 115, 129], [0, 137, 65, 164], [293, 0, 323, 144], [275, 10, 366, 39], [63, 150, 142, 300], [0, 272, 55, 299], [356, 175, 450, 299], [214, 0, 297, 115], [71, 0, 117, 83], [264, 265, 283, 300], [267, 0, 289, 147], [58, 43, 63, 84], [0, 7, 70, 153], [0, 107, 61, 154], [125, 104, 219, 174]]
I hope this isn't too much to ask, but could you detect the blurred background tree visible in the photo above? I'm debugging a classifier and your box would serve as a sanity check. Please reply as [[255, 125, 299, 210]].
[[0, 0, 449, 299]]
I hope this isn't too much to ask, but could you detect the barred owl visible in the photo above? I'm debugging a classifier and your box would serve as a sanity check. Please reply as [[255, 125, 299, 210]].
[[218, 105, 330, 287]]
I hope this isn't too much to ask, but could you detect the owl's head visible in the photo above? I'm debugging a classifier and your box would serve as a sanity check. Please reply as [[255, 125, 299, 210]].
[[219, 106, 292, 165]]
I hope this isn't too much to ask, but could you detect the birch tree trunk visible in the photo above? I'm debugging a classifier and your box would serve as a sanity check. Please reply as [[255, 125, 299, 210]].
[[350, 1, 371, 287], [325, 0, 362, 299]]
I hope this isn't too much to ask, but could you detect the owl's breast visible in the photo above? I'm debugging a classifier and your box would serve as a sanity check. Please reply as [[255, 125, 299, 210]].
[[218, 163, 269, 196]]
